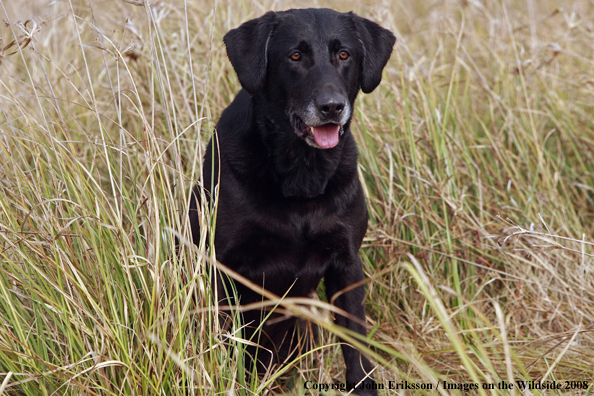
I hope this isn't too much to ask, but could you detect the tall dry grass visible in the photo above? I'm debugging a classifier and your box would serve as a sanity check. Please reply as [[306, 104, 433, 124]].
[[1, 0, 594, 394]]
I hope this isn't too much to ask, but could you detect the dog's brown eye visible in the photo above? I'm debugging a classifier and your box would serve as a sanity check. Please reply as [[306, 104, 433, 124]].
[[290, 52, 301, 61], [339, 50, 349, 60]]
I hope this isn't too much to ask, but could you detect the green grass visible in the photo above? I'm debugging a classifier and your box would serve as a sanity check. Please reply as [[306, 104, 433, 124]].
[[1, 0, 594, 394]]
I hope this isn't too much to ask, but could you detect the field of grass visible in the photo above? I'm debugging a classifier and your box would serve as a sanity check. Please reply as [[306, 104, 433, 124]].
[[1, 0, 594, 394]]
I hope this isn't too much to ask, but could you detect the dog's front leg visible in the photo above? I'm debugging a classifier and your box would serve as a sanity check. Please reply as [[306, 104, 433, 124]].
[[325, 257, 377, 396]]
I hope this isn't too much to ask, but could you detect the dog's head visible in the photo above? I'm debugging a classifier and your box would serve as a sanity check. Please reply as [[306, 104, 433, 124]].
[[223, 8, 396, 150]]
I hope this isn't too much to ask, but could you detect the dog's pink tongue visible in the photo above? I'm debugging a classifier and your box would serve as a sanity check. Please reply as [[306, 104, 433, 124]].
[[313, 124, 340, 149]]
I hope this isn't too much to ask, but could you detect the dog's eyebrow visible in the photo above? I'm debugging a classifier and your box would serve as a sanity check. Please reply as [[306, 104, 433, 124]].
[[296, 40, 311, 53], [328, 38, 344, 51]]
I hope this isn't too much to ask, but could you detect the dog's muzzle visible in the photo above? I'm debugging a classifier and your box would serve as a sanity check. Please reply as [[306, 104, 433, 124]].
[[293, 116, 344, 149]]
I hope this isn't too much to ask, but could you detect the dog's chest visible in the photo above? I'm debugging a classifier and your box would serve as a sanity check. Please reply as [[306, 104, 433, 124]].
[[216, 206, 347, 293]]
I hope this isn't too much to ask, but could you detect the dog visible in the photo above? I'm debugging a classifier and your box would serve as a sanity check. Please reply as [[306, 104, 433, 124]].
[[189, 8, 395, 395]]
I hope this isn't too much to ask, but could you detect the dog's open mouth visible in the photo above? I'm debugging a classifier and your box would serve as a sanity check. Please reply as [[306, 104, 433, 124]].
[[293, 116, 343, 149]]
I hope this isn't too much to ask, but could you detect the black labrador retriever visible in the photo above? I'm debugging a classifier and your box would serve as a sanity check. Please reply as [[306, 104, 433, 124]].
[[189, 8, 395, 395]]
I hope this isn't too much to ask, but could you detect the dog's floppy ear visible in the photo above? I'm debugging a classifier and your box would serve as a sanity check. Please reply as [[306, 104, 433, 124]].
[[352, 14, 396, 94], [223, 12, 277, 95]]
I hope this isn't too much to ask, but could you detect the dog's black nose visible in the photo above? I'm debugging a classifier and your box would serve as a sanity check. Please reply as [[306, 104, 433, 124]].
[[315, 92, 346, 118]]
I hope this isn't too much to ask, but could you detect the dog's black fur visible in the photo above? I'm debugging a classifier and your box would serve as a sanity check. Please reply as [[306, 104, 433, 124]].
[[189, 8, 395, 395]]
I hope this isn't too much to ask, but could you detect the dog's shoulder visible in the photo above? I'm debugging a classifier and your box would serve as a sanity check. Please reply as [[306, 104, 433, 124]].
[[216, 89, 254, 145], [207, 89, 265, 178]]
